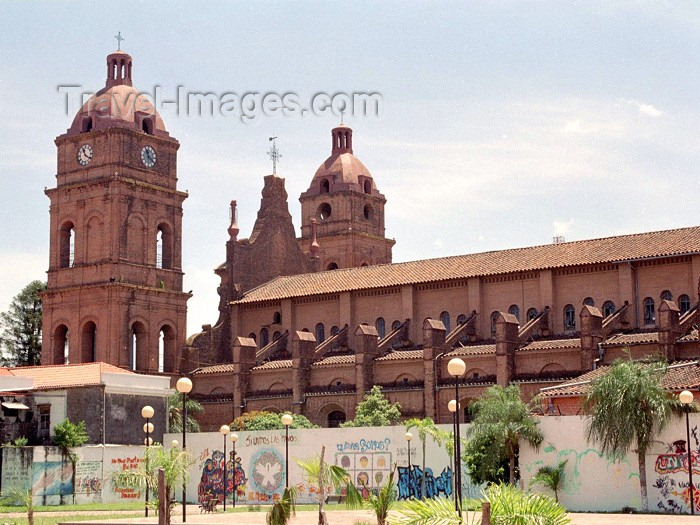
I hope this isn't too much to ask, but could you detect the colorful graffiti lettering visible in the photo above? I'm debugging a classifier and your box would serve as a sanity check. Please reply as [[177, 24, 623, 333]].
[[336, 438, 391, 453], [655, 452, 700, 475], [396, 465, 453, 500], [197, 449, 248, 504]]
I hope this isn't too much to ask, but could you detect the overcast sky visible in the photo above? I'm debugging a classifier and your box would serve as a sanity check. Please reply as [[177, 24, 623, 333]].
[[1, 1, 699, 335]]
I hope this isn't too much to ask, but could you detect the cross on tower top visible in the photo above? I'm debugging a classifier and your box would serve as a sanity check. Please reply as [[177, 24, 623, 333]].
[[114, 31, 125, 51], [267, 135, 282, 175]]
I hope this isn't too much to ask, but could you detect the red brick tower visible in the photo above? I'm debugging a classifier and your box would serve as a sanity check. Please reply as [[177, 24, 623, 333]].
[[299, 125, 394, 270], [41, 50, 190, 373]]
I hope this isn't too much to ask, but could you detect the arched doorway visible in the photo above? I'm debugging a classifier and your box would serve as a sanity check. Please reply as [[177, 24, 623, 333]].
[[328, 410, 346, 428]]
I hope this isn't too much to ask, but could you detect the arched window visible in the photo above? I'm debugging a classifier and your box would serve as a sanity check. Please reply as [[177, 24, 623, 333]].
[[457, 313, 467, 325], [490, 311, 499, 337], [363, 205, 373, 220], [54, 325, 69, 365], [679, 294, 691, 314], [302, 327, 310, 332], [273, 330, 281, 340], [583, 297, 595, 307], [392, 320, 401, 331], [328, 410, 346, 428], [273, 311, 282, 324], [81, 116, 93, 133], [260, 328, 269, 347], [318, 203, 332, 221], [363, 180, 371, 194], [602, 301, 616, 318], [660, 290, 673, 302], [376, 317, 386, 339], [142, 117, 153, 135], [315, 323, 325, 343], [527, 308, 538, 320], [643, 298, 655, 325], [320, 179, 330, 193], [248, 332, 257, 342], [330, 325, 339, 336], [563, 304, 576, 331], [326, 262, 339, 271], [131, 321, 147, 371], [156, 224, 172, 269], [81, 321, 97, 363], [60, 222, 75, 268], [508, 305, 519, 322], [440, 311, 451, 333]]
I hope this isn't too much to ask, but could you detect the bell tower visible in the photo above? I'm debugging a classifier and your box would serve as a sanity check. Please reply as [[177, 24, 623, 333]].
[[299, 124, 394, 270], [41, 49, 190, 373]]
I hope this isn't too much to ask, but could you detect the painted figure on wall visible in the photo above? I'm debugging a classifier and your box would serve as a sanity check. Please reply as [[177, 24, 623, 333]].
[[197, 449, 248, 504]]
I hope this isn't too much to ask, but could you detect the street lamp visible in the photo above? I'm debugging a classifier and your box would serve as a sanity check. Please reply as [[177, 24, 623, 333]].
[[230, 433, 239, 508], [281, 413, 294, 489], [176, 376, 193, 522], [219, 425, 230, 511], [404, 431, 413, 497], [447, 357, 466, 517], [448, 399, 460, 514], [141, 405, 154, 518], [171, 440, 179, 448], [680, 390, 695, 515]]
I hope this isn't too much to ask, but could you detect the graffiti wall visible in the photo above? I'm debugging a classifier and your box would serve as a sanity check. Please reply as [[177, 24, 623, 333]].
[[166, 424, 481, 505], [520, 414, 700, 513]]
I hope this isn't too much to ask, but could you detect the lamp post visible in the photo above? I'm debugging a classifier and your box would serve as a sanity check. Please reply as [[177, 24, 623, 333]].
[[141, 405, 154, 518], [448, 399, 460, 514], [230, 433, 239, 508], [171, 440, 179, 448], [176, 377, 193, 522], [447, 357, 466, 517], [680, 390, 695, 515], [405, 431, 413, 498], [281, 413, 293, 489], [219, 425, 230, 511]]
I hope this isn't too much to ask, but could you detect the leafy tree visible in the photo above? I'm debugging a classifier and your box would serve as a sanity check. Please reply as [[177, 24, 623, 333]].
[[111, 445, 192, 525], [530, 459, 568, 503], [52, 419, 88, 449], [463, 430, 509, 485], [465, 385, 543, 485], [341, 385, 401, 427], [405, 417, 442, 499], [0, 280, 46, 366], [584, 359, 676, 511], [0, 488, 34, 525], [230, 410, 318, 431], [168, 393, 203, 433]]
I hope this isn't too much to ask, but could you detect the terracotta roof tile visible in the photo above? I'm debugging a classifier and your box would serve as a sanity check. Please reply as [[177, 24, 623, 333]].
[[518, 339, 581, 352], [375, 350, 423, 361], [252, 359, 292, 371], [601, 332, 659, 347], [193, 364, 236, 375], [235, 226, 700, 303], [447, 344, 496, 357], [678, 329, 699, 343], [5, 362, 131, 390], [312, 355, 356, 367]]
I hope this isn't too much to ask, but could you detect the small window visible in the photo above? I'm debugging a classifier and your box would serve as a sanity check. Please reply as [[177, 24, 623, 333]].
[[363, 205, 373, 220], [679, 294, 691, 314], [330, 325, 339, 336], [508, 305, 519, 321], [248, 332, 257, 342], [661, 290, 673, 302], [440, 311, 451, 333], [320, 179, 330, 193], [457, 313, 467, 325], [38, 405, 51, 439], [563, 304, 576, 331], [602, 301, 616, 318], [142, 117, 154, 135], [273, 331, 281, 340], [527, 308, 538, 320], [583, 297, 595, 307], [315, 323, 325, 343], [326, 262, 339, 271], [363, 180, 371, 194], [490, 311, 499, 337], [81, 116, 93, 133], [318, 203, 332, 221], [391, 320, 401, 331], [643, 298, 655, 325], [260, 328, 269, 347], [402, 377, 409, 385], [273, 311, 282, 324], [376, 317, 386, 339], [60, 222, 75, 268]]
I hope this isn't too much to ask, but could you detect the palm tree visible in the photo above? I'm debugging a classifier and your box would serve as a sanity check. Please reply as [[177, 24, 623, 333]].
[[466, 384, 543, 485], [584, 359, 676, 511], [436, 428, 455, 495], [111, 445, 192, 525], [295, 445, 363, 525], [364, 465, 398, 525], [405, 417, 443, 499], [168, 392, 203, 433], [530, 459, 568, 503]]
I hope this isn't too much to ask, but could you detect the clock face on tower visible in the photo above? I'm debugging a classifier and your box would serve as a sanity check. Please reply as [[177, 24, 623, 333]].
[[141, 146, 157, 168], [77, 144, 93, 166]]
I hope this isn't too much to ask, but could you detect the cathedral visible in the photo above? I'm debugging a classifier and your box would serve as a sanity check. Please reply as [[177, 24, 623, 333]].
[[41, 50, 700, 430]]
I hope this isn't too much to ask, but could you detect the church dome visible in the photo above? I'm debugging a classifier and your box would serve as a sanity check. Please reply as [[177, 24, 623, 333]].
[[65, 51, 168, 137], [305, 124, 378, 195]]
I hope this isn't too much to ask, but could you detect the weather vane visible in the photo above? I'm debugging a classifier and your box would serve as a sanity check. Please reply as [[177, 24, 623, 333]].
[[267, 135, 282, 175], [114, 31, 125, 51]]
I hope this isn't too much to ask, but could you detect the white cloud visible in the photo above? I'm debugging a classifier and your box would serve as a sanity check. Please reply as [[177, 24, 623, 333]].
[[625, 99, 664, 117], [564, 119, 583, 133]]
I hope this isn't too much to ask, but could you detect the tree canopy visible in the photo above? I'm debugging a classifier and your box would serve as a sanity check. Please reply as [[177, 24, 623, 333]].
[[230, 411, 318, 431], [341, 385, 402, 427], [0, 280, 46, 366], [168, 393, 203, 433], [584, 358, 676, 511]]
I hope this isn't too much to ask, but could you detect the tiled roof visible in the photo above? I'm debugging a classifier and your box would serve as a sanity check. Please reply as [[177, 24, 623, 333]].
[[252, 359, 292, 371], [312, 355, 356, 366], [601, 332, 659, 347], [679, 329, 699, 343], [375, 350, 423, 361], [518, 339, 581, 352], [235, 226, 700, 303], [3, 362, 131, 390], [447, 344, 496, 357], [193, 364, 236, 375], [542, 360, 700, 397]]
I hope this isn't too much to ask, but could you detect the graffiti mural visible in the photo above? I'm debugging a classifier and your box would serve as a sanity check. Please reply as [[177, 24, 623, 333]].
[[249, 447, 285, 501], [335, 446, 392, 498], [32, 461, 73, 497], [396, 465, 453, 500], [197, 449, 248, 504], [652, 426, 699, 513]]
